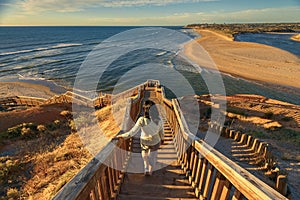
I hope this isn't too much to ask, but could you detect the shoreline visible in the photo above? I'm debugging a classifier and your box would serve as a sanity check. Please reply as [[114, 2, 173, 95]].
[[184, 29, 300, 89], [0, 81, 59, 99]]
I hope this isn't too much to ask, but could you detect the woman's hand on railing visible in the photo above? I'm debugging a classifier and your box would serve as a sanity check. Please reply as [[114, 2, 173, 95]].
[[112, 130, 125, 140], [112, 135, 122, 140]]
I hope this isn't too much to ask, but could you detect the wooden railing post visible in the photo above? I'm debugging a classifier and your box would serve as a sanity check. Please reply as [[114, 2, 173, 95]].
[[97, 179, 104, 199], [210, 172, 226, 200], [189, 150, 198, 185], [276, 174, 287, 196], [196, 159, 208, 197], [232, 190, 244, 200], [219, 179, 232, 200], [202, 164, 215, 199]]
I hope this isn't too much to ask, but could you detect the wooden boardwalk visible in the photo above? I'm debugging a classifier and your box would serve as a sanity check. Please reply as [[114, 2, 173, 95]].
[[118, 120, 197, 199]]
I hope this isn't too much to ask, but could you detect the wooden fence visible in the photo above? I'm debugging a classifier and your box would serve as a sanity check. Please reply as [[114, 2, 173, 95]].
[[0, 92, 112, 109], [220, 126, 288, 195], [0, 96, 47, 107]]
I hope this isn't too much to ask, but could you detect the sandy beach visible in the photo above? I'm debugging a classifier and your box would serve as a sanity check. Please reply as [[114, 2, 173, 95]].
[[184, 29, 300, 88], [0, 82, 57, 99], [291, 33, 300, 42]]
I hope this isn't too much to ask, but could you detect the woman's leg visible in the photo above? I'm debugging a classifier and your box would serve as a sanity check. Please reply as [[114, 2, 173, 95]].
[[149, 149, 158, 174], [142, 149, 150, 173]]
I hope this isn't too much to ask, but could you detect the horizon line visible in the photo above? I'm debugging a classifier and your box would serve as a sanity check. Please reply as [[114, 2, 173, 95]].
[[1, 22, 300, 27]]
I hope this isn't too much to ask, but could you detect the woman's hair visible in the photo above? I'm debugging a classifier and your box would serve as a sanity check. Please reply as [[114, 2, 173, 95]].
[[143, 100, 153, 119], [143, 100, 160, 125]]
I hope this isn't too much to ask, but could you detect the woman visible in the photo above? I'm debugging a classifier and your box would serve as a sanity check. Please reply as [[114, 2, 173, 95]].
[[115, 100, 164, 176]]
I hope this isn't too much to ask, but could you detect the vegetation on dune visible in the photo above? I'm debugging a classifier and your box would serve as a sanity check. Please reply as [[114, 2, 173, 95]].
[[1, 93, 299, 198], [186, 23, 300, 38], [225, 96, 300, 168], [0, 108, 94, 200], [0, 103, 121, 200]]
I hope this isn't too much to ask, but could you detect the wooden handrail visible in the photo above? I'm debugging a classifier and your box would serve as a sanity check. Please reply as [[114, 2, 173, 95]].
[[192, 140, 287, 199], [53, 138, 130, 200], [53, 82, 145, 200], [165, 98, 288, 199]]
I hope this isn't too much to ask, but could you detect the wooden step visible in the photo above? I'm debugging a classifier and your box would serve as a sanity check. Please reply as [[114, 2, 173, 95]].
[[120, 181, 195, 198], [117, 193, 198, 200]]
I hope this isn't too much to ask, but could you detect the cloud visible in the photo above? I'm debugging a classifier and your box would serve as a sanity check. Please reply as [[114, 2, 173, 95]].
[[2, 3, 299, 25], [214, 7, 300, 23], [87, 7, 300, 25], [19, 0, 217, 13]]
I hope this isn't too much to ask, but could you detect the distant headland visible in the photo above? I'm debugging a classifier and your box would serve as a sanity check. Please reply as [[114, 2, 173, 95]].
[[185, 23, 300, 40]]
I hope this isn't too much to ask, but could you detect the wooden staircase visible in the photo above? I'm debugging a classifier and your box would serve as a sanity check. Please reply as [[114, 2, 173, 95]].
[[53, 80, 288, 200], [117, 120, 197, 199]]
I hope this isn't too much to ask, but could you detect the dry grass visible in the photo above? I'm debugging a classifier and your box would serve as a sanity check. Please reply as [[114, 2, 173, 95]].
[[23, 133, 92, 199], [0, 120, 92, 199], [0, 102, 122, 199]]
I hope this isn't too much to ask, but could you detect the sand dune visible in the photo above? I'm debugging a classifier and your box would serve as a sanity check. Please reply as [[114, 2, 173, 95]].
[[184, 29, 300, 88]]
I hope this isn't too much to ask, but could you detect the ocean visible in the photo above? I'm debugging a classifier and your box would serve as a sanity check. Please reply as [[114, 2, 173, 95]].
[[235, 32, 300, 56], [0, 26, 300, 104]]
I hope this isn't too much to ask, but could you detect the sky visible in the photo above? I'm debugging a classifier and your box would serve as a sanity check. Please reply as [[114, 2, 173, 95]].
[[0, 0, 299, 26]]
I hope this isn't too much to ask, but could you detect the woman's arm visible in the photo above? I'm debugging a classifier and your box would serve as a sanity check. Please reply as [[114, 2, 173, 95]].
[[115, 117, 142, 139]]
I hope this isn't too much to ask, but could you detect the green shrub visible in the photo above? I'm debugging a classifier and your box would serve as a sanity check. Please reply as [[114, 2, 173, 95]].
[[249, 103, 258, 108], [227, 108, 247, 116], [1, 123, 37, 140], [270, 129, 300, 146], [54, 120, 60, 125], [281, 116, 293, 122], [37, 125, 46, 133], [260, 105, 270, 109], [6, 124, 23, 138], [7, 188, 19, 199], [249, 131, 267, 139], [263, 112, 274, 119], [0, 159, 25, 186], [46, 123, 58, 131], [21, 127, 32, 137], [69, 120, 77, 132], [60, 110, 72, 119]]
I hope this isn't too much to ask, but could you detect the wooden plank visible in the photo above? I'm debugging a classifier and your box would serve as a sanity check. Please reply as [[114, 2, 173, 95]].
[[246, 135, 253, 147], [189, 151, 198, 184], [97, 179, 105, 200], [107, 167, 115, 197], [102, 174, 111, 199], [196, 159, 208, 196], [202, 164, 214, 199], [232, 190, 244, 200], [219, 179, 232, 200], [210, 172, 226, 200], [90, 189, 96, 200], [192, 156, 203, 188], [93, 183, 100, 200]]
